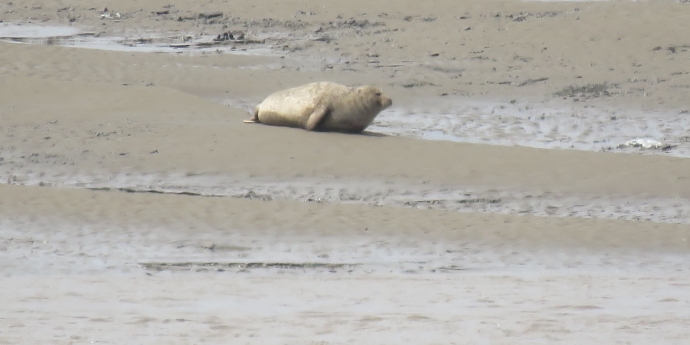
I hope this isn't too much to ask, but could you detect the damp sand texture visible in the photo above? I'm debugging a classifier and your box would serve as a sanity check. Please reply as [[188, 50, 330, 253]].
[[2, 0, 690, 344]]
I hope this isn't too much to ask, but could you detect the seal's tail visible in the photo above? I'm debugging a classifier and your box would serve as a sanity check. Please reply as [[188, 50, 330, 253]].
[[243, 107, 260, 123]]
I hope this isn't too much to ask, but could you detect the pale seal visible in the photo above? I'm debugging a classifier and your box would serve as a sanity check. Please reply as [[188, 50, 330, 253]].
[[243, 82, 392, 133]]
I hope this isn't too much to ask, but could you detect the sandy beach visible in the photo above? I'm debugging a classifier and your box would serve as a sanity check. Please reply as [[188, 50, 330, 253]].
[[1, 0, 690, 344]]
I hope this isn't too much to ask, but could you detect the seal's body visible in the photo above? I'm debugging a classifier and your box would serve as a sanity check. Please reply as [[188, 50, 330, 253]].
[[244, 82, 392, 133]]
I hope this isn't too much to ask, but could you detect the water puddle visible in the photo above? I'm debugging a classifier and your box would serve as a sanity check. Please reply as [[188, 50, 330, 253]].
[[0, 23, 274, 55], [0, 23, 81, 37], [369, 100, 690, 158]]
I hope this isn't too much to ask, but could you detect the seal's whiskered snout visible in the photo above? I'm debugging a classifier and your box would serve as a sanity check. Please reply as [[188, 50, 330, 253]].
[[381, 96, 392, 109]]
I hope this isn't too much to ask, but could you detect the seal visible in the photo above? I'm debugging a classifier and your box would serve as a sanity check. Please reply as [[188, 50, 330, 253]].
[[243, 82, 392, 133]]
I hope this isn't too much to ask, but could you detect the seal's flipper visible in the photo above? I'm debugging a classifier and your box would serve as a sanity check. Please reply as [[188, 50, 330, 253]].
[[243, 107, 260, 123], [305, 106, 328, 131]]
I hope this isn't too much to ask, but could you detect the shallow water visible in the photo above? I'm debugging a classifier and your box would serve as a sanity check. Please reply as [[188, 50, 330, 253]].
[[371, 100, 690, 157], [3, 196, 689, 344], [0, 23, 274, 55], [0, 23, 81, 37], [2, 215, 689, 278], [4, 271, 689, 345]]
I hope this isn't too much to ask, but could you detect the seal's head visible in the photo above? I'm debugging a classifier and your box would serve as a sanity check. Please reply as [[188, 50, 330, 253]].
[[356, 85, 393, 112]]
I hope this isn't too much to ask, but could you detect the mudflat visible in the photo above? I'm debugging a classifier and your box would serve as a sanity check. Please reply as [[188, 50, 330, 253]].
[[1, 0, 690, 344]]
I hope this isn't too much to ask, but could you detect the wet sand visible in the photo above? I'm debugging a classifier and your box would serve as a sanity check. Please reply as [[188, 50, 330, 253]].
[[2, 0, 690, 343], [2, 183, 690, 344]]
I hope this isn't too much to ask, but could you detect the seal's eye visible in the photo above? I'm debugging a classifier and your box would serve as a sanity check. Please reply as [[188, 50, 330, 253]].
[[375, 92, 381, 96]]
